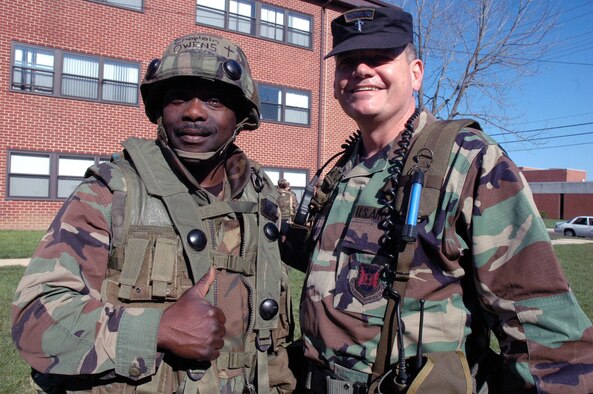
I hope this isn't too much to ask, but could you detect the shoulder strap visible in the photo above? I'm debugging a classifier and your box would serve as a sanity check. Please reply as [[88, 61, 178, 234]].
[[370, 119, 481, 392], [395, 119, 481, 219], [110, 157, 142, 252]]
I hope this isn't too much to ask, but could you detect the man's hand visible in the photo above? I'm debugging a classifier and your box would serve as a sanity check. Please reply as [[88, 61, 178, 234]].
[[157, 267, 226, 360]]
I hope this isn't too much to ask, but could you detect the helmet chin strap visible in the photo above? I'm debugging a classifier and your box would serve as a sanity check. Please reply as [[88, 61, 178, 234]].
[[156, 117, 249, 164]]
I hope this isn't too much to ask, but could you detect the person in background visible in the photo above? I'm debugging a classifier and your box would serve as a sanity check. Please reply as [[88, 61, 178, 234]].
[[12, 33, 295, 394], [277, 178, 298, 235], [290, 6, 593, 393]]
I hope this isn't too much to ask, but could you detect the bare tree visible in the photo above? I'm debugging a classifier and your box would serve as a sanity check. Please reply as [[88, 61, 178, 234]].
[[394, 0, 558, 131]]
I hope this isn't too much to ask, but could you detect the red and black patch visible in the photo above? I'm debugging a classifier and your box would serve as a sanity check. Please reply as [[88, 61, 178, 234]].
[[349, 263, 385, 304]]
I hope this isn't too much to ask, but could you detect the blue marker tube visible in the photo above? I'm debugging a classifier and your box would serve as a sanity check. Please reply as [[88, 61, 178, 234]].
[[403, 170, 424, 242]]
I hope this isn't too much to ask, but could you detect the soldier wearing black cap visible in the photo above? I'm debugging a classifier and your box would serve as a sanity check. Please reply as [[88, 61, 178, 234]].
[[295, 5, 593, 394]]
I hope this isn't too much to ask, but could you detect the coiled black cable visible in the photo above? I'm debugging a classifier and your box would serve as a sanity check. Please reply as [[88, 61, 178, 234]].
[[379, 107, 421, 267], [377, 107, 421, 386]]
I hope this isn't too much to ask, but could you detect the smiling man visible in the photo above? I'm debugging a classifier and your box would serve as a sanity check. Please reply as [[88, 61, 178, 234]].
[[294, 6, 593, 394], [12, 33, 295, 394]]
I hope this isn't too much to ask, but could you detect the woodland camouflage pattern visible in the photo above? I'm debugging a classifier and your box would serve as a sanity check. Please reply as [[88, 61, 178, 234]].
[[300, 110, 593, 393], [11, 142, 294, 393]]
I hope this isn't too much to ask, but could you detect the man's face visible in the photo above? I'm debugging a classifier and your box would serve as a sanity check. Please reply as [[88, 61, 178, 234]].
[[161, 79, 239, 154], [333, 48, 423, 126]]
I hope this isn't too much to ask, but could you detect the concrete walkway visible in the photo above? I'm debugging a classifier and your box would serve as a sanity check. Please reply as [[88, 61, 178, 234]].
[[0, 231, 590, 268], [0, 258, 29, 267]]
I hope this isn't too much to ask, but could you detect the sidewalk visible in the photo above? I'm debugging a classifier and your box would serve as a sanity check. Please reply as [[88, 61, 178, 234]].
[[0, 258, 29, 267], [547, 229, 593, 245]]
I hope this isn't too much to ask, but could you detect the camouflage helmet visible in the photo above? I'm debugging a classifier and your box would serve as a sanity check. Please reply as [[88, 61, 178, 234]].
[[141, 33, 261, 130]]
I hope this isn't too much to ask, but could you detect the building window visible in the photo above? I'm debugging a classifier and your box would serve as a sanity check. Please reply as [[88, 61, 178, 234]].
[[62, 54, 99, 99], [287, 12, 311, 47], [196, 1, 312, 48], [103, 60, 140, 104], [11, 43, 140, 105], [196, 0, 255, 34], [259, 84, 310, 126], [86, 0, 143, 12], [11, 45, 55, 94], [260, 5, 284, 41], [263, 168, 308, 201], [7, 152, 106, 200]]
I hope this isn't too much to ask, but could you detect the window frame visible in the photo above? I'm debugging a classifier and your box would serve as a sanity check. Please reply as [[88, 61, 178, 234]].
[[10, 42, 140, 106], [6, 151, 108, 201], [195, 1, 313, 49], [84, 0, 144, 12], [258, 83, 311, 126]]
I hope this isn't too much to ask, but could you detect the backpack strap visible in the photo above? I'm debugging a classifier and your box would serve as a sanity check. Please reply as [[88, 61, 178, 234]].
[[395, 119, 481, 219], [370, 119, 481, 392]]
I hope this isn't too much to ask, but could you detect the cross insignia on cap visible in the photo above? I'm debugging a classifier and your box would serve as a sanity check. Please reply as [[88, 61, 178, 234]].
[[343, 7, 375, 32]]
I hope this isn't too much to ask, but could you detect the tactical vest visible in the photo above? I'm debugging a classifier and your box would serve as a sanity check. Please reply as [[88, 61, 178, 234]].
[[89, 138, 292, 394]]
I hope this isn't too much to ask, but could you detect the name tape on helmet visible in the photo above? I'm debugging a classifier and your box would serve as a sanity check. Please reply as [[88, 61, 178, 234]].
[[170, 35, 238, 60]]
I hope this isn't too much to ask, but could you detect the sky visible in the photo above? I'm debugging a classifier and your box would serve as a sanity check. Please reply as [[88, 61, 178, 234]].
[[384, 0, 593, 180], [494, 1, 593, 180]]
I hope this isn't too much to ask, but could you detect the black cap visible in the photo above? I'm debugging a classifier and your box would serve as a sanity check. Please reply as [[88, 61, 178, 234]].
[[325, 7, 413, 59]]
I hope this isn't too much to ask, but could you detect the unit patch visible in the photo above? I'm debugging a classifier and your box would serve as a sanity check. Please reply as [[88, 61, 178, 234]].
[[349, 263, 385, 304]]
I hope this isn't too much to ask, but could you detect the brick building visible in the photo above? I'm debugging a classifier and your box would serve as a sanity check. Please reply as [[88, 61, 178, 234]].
[[1, 0, 388, 230], [520, 167, 593, 220]]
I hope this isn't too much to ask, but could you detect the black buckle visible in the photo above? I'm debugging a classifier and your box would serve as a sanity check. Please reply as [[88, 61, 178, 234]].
[[353, 382, 367, 394]]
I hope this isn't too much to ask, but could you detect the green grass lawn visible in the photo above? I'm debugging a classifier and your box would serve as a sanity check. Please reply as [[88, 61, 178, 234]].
[[0, 266, 36, 393], [0, 230, 45, 259], [1, 241, 591, 392]]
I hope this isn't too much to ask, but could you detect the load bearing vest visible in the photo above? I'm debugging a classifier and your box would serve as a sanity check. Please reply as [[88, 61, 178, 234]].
[[90, 137, 285, 393]]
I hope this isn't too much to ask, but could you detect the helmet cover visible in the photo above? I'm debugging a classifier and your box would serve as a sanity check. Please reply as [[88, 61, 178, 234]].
[[141, 33, 260, 130]]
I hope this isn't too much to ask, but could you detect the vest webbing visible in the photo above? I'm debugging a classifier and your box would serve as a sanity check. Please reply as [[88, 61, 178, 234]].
[[369, 119, 481, 392], [112, 138, 280, 394]]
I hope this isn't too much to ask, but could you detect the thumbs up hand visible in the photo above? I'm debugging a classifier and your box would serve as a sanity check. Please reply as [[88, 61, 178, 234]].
[[157, 267, 226, 360]]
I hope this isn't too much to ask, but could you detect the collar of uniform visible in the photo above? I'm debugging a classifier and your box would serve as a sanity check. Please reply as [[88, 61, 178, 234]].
[[157, 140, 250, 200], [340, 143, 390, 181], [342, 109, 437, 180]]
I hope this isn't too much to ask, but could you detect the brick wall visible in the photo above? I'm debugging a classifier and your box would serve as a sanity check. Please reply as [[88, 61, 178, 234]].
[[522, 168, 587, 183], [564, 194, 593, 219], [532, 194, 561, 219], [1, 0, 361, 229]]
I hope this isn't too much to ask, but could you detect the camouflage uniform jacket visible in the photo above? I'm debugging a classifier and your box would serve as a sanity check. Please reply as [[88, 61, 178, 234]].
[[12, 138, 295, 393], [300, 110, 593, 393]]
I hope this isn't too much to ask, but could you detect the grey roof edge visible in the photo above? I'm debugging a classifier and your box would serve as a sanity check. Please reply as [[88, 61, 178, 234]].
[[528, 182, 593, 194]]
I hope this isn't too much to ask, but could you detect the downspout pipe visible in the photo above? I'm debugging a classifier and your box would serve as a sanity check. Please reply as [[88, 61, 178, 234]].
[[317, 0, 334, 170]]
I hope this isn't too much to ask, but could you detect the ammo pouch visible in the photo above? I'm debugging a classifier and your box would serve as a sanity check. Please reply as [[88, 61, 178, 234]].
[[376, 351, 471, 394]]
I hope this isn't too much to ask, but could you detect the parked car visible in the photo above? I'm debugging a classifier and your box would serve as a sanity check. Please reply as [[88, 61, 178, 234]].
[[554, 216, 593, 237]]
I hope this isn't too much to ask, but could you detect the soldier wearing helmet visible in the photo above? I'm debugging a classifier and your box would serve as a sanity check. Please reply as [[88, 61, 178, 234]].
[[12, 33, 296, 394]]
